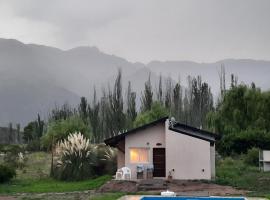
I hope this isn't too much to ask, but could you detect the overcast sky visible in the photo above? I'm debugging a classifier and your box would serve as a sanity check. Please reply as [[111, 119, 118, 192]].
[[0, 0, 269, 63]]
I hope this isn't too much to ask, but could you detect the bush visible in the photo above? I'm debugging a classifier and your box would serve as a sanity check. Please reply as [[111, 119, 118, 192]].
[[3, 151, 27, 169], [42, 116, 90, 150], [2, 145, 26, 169], [217, 129, 270, 155], [0, 165, 16, 183], [244, 147, 259, 166], [26, 139, 41, 151], [53, 132, 96, 181], [3, 152, 17, 168], [93, 144, 117, 176], [0, 144, 25, 154], [216, 156, 248, 185], [221, 156, 235, 166]]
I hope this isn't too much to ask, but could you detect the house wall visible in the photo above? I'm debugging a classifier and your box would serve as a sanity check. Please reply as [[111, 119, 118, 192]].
[[165, 120, 212, 180], [117, 140, 125, 169], [117, 151, 125, 169], [125, 123, 165, 179], [263, 163, 270, 171], [210, 144, 215, 179], [263, 151, 270, 161]]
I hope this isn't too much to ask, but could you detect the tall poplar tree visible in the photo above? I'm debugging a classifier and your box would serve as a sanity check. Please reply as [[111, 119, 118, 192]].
[[88, 88, 100, 142], [141, 74, 153, 112], [110, 69, 125, 136], [126, 81, 137, 128]]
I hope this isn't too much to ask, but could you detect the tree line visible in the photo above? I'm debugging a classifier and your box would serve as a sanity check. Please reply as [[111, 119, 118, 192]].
[[43, 69, 213, 143], [7, 66, 270, 157]]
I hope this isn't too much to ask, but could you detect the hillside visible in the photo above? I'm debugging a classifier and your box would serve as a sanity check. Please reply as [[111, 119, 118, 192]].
[[0, 38, 270, 126]]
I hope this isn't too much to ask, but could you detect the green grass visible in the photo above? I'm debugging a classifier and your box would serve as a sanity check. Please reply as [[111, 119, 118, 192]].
[[17, 152, 51, 180], [216, 156, 270, 197], [0, 175, 111, 194], [0, 152, 112, 194], [90, 192, 126, 200]]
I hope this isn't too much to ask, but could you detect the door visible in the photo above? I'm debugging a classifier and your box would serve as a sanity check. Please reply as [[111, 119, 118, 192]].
[[153, 148, 166, 177]]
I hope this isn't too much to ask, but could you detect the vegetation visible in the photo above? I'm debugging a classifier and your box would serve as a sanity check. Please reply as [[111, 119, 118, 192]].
[[0, 144, 25, 154], [244, 147, 259, 166], [0, 165, 16, 183], [134, 102, 168, 127], [53, 132, 96, 181], [0, 175, 111, 194], [216, 156, 270, 197], [42, 116, 90, 149], [0, 152, 111, 194], [2, 69, 215, 146], [39, 70, 214, 144], [1, 67, 270, 197], [93, 144, 117, 176], [23, 114, 44, 151], [2, 145, 27, 169], [208, 83, 270, 155]]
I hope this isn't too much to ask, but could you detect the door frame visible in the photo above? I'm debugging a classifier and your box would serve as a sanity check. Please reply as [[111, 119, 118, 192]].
[[152, 147, 166, 177]]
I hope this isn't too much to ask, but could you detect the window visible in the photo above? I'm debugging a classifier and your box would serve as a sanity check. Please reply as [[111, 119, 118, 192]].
[[130, 148, 149, 163]]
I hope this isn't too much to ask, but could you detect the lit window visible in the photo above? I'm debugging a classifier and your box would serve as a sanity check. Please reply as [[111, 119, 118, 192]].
[[130, 148, 149, 163]]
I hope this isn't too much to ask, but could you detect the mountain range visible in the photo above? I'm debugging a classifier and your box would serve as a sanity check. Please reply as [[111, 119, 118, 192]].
[[0, 38, 270, 126]]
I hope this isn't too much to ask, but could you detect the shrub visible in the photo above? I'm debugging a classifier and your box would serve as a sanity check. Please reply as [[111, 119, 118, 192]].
[[220, 156, 235, 166], [3, 152, 18, 169], [0, 165, 16, 183], [17, 152, 27, 169], [0, 144, 25, 154], [53, 132, 96, 181], [103, 146, 117, 174], [2, 145, 27, 169], [26, 139, 41, 152], [93, 144, 117, 176], [3, 151, 27, 169], [42, 116, 90, 150], [244, 147, 259, 166]]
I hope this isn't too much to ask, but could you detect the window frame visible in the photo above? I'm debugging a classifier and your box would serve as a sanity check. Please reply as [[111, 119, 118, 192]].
[[129, 147, 150, 164]]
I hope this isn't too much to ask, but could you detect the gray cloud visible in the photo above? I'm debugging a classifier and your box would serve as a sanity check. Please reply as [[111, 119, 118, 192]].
[[0, 0, 269, 63]]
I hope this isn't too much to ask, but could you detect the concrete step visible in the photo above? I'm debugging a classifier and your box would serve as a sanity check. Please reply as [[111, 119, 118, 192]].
[[137, 179, 168, 191], [137, 185, 168, 191]]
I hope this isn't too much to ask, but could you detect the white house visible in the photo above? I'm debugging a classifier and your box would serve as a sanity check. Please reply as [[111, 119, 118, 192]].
[[259, 150, 270, 171], [104, 117, 217, 180]]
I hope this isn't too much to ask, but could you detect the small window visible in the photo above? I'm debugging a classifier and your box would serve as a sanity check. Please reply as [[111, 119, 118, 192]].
[[130, 148, 149, 163]]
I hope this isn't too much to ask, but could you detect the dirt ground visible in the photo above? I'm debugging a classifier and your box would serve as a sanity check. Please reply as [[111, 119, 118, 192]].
[[0, 180, 247, 200], [98, 180, 246, 196], [0, 197, 17, 200], [167, 180, 246, 196], [0, 191, 95, 200]]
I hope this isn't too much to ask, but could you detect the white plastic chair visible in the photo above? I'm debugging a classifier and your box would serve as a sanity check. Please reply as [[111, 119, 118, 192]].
[[115, 167, 131, 180]]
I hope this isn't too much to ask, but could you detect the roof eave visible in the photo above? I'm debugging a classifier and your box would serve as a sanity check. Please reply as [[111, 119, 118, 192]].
[[169, 127, 216, 143], [104, 116, 169, 146]]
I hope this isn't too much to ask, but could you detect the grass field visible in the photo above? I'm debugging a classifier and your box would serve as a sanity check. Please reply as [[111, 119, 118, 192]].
[[215, 157, 270, 197], [2, 151, 270, 199], [0, 152, 111, 194], [0, 175, 111, 194]]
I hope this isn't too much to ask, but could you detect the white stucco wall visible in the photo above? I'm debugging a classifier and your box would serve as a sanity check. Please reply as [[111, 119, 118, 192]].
[[125, 123, 165, 179], [165, 120, 212, 180], [263, 163, 270, 171], [210, 144, 215, 179], [263, 150, 270, 161], [117, 150, 125, 169]]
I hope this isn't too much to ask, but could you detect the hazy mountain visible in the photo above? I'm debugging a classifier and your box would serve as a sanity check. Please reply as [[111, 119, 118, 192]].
[[0, 38, 270, 126], [147, 59, 270, 97], [0, 72, 80, 126]]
